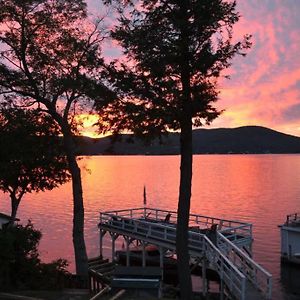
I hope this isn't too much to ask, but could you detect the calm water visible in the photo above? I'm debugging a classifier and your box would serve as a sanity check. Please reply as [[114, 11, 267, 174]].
[[1, 155, 300, 299]]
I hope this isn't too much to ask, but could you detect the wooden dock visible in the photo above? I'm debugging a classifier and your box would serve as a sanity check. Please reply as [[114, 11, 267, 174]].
[[98, 207, 272, 300]]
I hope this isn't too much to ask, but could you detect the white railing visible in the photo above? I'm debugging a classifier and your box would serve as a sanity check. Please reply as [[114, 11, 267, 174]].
[[100, 212, 177, 244], [101, 207, 252, 237], [204, 237, 246, 300], [219, 225, 253, 247], [188, 230, 246, 300], [99, 208, 272, 299], [285, 212, 300, 226], [217, 232, 272, 299], [100, 211, 247, 299]]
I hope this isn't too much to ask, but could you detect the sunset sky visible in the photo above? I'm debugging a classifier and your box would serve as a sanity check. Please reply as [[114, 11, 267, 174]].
[[85, 0, 300, 137]]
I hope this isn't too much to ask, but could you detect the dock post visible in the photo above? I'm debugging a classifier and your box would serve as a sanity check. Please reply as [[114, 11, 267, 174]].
[[159, 246, 164, 282], [112, 235, 115, 261], [219, 261, 224, 300], [142, 242, 146, 267], [99, 230, 106, 258], [125, 236, 130, 266], [99, 231, 103, 258], [202, 258, 207, 297], [159, 246, 164, 268], [110, 233, 118, 262]]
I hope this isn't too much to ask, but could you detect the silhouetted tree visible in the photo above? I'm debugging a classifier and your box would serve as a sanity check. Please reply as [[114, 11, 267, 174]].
[[99, 0, 251, 297], [0, 221, 70, 290], [0, 107, 70, 223], [0, 0, 116, 276]]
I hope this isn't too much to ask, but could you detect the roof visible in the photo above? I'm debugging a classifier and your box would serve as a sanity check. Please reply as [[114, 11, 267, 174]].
[[0, 212, 20, 221]]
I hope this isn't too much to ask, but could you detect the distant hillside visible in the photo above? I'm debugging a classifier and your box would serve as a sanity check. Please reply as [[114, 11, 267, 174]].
[[75, 126, 300, 155]]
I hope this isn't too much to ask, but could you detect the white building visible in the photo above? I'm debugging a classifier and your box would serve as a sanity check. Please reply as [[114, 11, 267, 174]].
[[279, 213, 300, 264], [0, 212, 19, 229]]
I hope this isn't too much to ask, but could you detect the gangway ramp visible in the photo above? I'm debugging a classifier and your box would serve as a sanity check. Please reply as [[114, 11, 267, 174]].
[[98, 207, 272, 300]]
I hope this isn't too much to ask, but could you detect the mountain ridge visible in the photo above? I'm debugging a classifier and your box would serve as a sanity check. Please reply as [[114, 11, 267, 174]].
[[75, 125, 300, 155]]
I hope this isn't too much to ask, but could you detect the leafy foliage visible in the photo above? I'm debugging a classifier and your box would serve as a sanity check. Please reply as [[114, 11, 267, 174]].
[[0, 107, 70, 219], [98, 0, 251, 137], [0, 221, 70, 290], [0, 0, 115, 121], [0, 0, 116, 275]]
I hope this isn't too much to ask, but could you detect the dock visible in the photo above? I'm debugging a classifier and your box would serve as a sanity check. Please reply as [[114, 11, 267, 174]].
[[97, 207, 272, 300]]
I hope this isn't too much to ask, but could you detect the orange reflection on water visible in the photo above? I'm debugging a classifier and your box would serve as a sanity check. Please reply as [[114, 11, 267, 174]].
[[1, 154, 300, 299]]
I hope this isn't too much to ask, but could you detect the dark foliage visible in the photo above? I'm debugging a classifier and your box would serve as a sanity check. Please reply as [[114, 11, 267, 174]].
[[98, 0, 251, 137], [0, 107, 71, 221], [0, 221, 69, 291], [0, 0, 117, 275]]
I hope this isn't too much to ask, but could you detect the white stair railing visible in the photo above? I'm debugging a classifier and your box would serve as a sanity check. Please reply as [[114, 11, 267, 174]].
[[217, 232, 272, 299], [192, 232, 246, 300]]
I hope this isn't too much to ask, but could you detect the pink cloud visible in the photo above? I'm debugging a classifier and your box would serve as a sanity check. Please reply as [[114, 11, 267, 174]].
[[211, 0, 300, 136], [86, 0, 300, 137]]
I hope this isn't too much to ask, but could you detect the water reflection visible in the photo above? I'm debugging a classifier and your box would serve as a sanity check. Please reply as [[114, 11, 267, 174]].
[[1, 154, 300, 299]]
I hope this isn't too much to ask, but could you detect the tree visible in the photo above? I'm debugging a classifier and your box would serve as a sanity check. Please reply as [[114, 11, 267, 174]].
[[0, 107, 70, 222], [0, 221, 70, 290], [0, 0, 116, 276], [99, 0, 251, 298]]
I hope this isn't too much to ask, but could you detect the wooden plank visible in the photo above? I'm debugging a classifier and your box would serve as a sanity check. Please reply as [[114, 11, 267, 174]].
[[88, 269, 111, 284], [109, 289, 126, 300], [89, 285, 110, 300], [88, 258, 109, 266], [91, 262, 115, 270], [90, 267, 115, 274], [114, 266, 162, 278], [101, 270, 114, 277], [0, 293, 43, 300], [111, 278, 160, 289]]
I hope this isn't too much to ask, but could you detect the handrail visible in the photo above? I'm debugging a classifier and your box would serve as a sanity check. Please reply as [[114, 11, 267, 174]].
[[203, 235, 246, 300], [285, 212, 300, 226], [99, 212, 247, 299], [100, 207, 253, 247], [217, 232, 272, 299], [100, 207, 252, 228], [99, 208, 272, 299]]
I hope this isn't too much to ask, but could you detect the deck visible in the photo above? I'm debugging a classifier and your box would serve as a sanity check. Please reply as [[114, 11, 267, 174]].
[[98, 207, 272, 300]]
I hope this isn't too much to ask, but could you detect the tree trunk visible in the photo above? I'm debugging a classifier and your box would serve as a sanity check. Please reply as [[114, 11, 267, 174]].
[[176, 115, 193, 299], [62, 129, 88, 277], [9, 194, 20, 227], [176, 0, 193, 297]]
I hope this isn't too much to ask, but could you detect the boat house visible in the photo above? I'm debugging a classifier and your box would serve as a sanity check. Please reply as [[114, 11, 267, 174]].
[[279, 212, 300, 264]]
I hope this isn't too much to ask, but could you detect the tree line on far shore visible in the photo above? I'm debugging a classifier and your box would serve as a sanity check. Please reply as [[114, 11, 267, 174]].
[[0, 0, 251, 298]]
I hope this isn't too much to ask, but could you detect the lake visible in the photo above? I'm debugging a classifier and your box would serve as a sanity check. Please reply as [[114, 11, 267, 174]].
[[1, 155, 300, 299]]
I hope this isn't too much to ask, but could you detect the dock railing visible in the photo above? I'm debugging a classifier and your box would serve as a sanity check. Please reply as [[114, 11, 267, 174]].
[[285, 212, 300, 226], [101, 207, 252, 234], [99, 207, 271, 299], [100, 210, 247, 300], [188, 230, 246, 300], [217, 232, 272, 299]]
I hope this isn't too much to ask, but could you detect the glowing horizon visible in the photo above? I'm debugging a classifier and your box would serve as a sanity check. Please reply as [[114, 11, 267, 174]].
[[78, 113, 300, 139]]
